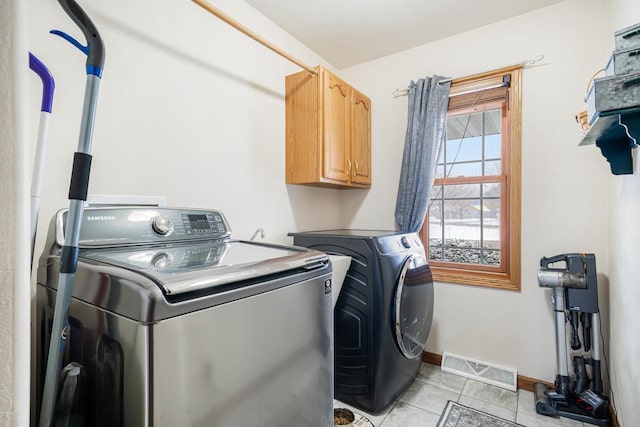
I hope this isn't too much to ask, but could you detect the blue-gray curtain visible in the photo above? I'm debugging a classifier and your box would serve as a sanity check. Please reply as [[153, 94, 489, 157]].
[[394, 76, 451, 233]]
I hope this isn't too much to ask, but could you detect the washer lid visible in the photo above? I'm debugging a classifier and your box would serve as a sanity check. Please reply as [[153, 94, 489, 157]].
[[289, 229, 397, 238], [81, 240, 327, 295]]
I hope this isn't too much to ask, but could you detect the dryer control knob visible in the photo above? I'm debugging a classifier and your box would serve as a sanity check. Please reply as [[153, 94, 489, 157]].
[[401, 236, 411, 248], [151, 216, 174, 236]]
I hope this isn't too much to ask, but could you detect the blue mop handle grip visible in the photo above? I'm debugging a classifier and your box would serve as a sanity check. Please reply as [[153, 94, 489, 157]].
[[29, 53, 55, 113], [56, 0, 104, 77]]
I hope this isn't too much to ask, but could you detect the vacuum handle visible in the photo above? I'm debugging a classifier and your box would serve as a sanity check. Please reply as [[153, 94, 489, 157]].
[[540, 254, 570, 270], [55, 0, 105, 76], [29, 53, 55, 113]]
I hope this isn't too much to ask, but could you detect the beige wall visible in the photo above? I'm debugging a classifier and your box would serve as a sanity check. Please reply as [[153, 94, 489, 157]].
[[6, 0, 637, 425], [1, 0, 30, 425], [28, 0, 342, 258], [340, 0, 612, 383], [24, 0, 341, 424], [607, 1, 640, 425]]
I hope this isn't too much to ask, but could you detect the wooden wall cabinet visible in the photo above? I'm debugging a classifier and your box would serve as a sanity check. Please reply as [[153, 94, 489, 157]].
[[285, 66, 371, 188]]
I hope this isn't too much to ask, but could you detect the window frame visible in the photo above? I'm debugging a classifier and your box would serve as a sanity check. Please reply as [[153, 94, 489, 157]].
[[419, 65, 522, 291]]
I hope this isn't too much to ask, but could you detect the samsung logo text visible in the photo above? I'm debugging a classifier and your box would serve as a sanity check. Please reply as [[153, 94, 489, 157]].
[[87, 215, 116, 221]]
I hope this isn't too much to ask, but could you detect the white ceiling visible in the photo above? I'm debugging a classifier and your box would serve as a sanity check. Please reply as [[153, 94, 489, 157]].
[[244, 0, 564, 69]]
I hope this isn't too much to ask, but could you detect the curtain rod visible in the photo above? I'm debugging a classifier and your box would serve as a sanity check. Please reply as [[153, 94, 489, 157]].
[[393, 81, 507, 98], [392, 55, 544, 98], [192, 0, 318, 75]]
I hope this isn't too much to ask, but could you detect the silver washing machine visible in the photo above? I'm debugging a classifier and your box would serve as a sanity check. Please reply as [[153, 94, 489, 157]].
[[35, 207, 333, 427], [289, 229, 434, 414]]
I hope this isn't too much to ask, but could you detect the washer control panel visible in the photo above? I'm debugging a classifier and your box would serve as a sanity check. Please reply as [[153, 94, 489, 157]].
[[151, 216, 174, 236], [58, 207, 232, 248], [178, 212, 228, 237], [373, 233, 423, 254]]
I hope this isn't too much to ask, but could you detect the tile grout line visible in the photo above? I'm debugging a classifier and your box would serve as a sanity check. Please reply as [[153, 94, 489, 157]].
[[414, 370, 469, 394], [400, 400, 445, 417], [375, 399, 397, 427], [457, 378, 467, 403]]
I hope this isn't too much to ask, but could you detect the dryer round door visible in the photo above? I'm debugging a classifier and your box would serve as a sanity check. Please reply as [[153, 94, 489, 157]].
[[394, 254, 434, 359]]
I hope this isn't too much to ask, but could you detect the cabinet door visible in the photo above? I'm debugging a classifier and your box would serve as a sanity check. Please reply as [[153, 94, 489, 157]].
[[323, 72, 350, 183], [351, 89, 371, 186]]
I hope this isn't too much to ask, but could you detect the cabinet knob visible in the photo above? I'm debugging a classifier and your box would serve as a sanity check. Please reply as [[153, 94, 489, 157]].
[[347, 159, 352, 176], [354, 161, 359, 176]]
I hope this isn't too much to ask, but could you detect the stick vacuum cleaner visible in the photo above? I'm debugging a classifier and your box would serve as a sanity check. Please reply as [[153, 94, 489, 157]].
[[38, 1, 105, 426], [535, 253, 611, 426]]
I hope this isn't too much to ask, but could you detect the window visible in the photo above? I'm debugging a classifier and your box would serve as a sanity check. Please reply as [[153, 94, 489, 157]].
[[419, 66, 521, 290]]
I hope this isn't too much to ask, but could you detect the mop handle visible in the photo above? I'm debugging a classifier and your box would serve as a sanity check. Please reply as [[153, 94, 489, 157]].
[[29, 53, 55, 268], [29, 53, 55, 113], [53, 0, 104, 75], [38, 1, 104, 426]]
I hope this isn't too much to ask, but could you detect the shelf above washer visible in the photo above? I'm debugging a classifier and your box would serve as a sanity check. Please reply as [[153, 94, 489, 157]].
[[579, 107, 640, 175]]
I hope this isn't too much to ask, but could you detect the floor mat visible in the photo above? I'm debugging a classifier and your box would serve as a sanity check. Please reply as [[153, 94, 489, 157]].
[[437, 401, 524, 427]]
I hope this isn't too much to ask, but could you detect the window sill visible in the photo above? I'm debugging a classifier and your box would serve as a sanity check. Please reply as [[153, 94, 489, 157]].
[[430, 266, 520, 291]]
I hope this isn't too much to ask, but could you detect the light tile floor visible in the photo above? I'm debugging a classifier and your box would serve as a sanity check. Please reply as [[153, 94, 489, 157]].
[[335, 363, 589, 427]]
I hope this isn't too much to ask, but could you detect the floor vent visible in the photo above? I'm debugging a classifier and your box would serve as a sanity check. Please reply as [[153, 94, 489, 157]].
[[441, 352, 517, 391]]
